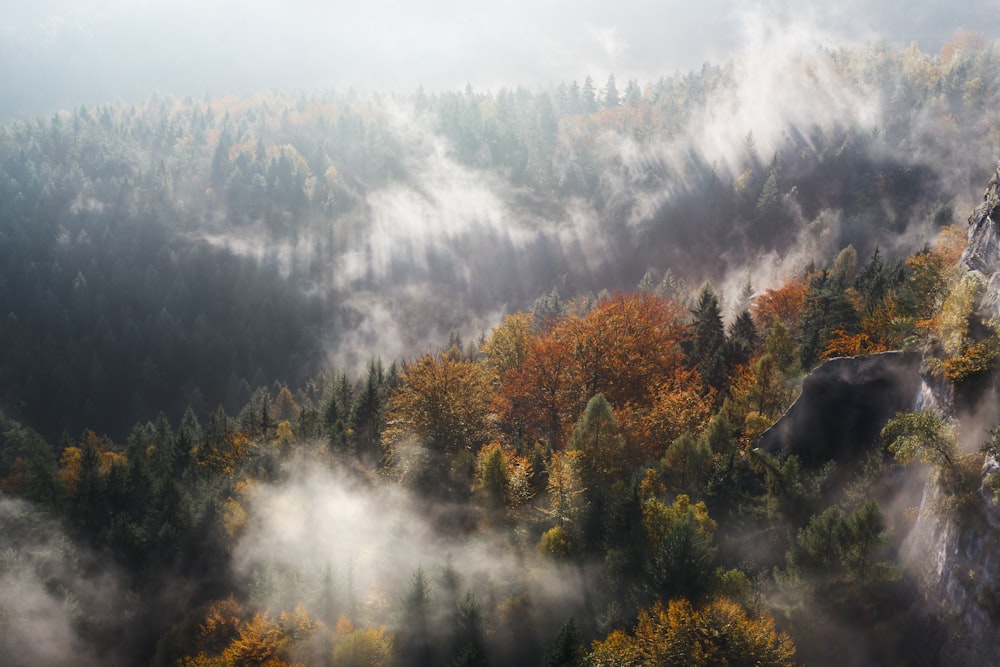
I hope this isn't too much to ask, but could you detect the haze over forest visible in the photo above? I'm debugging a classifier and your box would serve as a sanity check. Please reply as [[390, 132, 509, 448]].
[[3, 0, 1000, 119], [5, 3, 1000, 667]]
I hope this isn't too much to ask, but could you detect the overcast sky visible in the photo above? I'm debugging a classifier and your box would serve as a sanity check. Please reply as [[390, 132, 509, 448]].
[[1, 0, 999, 119]]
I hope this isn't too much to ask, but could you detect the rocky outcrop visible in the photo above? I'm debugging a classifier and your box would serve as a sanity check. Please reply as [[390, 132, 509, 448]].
[[758, 351, 922, 467], [902, 159, 1000, 666], [902, 457, 1000, 666], [963, 160, 1000, 317], [960, 160, 1000, 274]]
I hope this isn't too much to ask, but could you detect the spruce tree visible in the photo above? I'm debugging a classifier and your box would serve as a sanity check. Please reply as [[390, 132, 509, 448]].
[[690, 285, 727, 392]]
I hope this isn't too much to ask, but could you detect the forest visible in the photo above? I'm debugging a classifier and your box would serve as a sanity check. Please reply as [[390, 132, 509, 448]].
[[2, 33, 1000, 666]]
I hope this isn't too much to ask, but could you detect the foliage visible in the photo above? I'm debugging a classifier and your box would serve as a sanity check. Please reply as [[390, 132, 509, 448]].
[[589, 597, 795, 666], [5, 37, 1000, 666], [384, 353, 495, 456], [471, 442, 534, 512], [881, 409, 958, 468], [752, 279, 807, 337]]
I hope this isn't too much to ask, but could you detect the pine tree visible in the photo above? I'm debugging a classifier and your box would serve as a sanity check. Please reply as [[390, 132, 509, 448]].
[[545, 617, 583, 667], [726, 309, 760, 368], [603, 75, 620, 108], [690, 285, 727, 392]]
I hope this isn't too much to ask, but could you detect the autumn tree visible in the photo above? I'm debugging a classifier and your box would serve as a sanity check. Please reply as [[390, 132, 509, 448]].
[[384, 353, 495, 456], [541, 450, 589, 556], [559, 293, 689, 411], [589, 597, 795, 666], [638, 368, 714, 462], [479, 312, 534, 384], [752, 278, 807, 337], [500, 293, 689, 450], [498, 330, 574, 448]]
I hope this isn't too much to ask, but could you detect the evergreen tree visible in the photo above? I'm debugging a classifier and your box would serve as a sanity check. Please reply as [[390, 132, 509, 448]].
[[352, 359, 386, 466], [582, 76, 597, 113], [798, 271, 860, 368], [603, 75, 620, 108], [545, 617, 583, 667], [690, 285, 727, 392], [726, 309, 760, 369]]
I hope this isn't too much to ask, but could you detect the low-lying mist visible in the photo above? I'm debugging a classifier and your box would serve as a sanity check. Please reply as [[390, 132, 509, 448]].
[[231, 457, 593, 660], [0, 497, 129, 667]]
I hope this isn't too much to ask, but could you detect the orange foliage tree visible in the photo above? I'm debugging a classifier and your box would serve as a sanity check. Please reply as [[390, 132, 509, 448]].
[[752, 278, 808, 336], [499, 293, 691, 451]]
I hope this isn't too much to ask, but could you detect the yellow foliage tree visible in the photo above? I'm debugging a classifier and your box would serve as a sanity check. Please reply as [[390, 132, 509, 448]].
[[589, 597, 795, 666], [383, 353, 496, 456], [480, 312, 534, 384]]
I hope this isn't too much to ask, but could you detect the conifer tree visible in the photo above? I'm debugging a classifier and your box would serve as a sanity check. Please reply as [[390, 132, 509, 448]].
[[690, 285, 727, 392]]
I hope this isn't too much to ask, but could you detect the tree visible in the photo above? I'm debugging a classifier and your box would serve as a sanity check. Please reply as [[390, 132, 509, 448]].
[[725, 309, 759, 369], [799, 271, 860, 368], [560, 293, 689, 411], [569, 393, 626, 493], [831, 245, 858, 283], [479, 312, 533, 384], [603, 75, 620, 108], [881, 409, 957, 468], [662, 433, 712, 499], [499, 332, 575, 448], [752, 278, 807, 337], [844, 500, 887, 582], [582, 76, 597, 112], [730, 353, 791, 424], [545, 618, 583, 667], [500, 293, 688, 450], [398, 568, 432, 667], [331, 621, 394, 667], [642, 494, 717, 600], [542, 450, 589, 555], [272, 386, 300, 423], [589, 597, 795, 666], [689, 285, 727, 393], [451, 591, 486, 667], [639, 368, 714, 462], [353, 360, 387, 466], [383, 353, 495, 457], [471, 442, 533, 512]]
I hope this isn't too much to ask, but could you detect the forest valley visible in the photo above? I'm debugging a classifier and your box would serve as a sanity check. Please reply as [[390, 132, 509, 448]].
[[3, 34, 1000, 666]]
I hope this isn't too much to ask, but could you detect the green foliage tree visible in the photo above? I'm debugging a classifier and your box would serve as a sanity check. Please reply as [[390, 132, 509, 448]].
[[642, 494, 718, 600], [881, 409, 957, 468], [569, 393, 627, 493], [545, 617, 583, 667]]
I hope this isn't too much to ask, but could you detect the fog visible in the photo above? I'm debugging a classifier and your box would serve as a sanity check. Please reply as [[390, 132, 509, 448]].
[[0, 497, 127, 667], [232, 459, 593, 658], [3, 1, 1000, 119]]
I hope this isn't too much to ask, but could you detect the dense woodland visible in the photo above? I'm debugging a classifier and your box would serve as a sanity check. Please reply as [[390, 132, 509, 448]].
[[2, 35, 1000, 666]]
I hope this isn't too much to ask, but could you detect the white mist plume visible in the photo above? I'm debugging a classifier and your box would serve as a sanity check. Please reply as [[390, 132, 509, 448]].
[[233, 462, 587, 626], [0, 496, 126, 667]]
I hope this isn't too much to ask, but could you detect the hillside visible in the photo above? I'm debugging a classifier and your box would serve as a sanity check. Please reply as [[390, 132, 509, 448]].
[[2, 37, 1000, 666]]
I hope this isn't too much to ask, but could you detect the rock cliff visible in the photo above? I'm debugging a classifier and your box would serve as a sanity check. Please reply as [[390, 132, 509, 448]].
[[902, 158, 1000, 666], [758, 351, 922, 467]]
